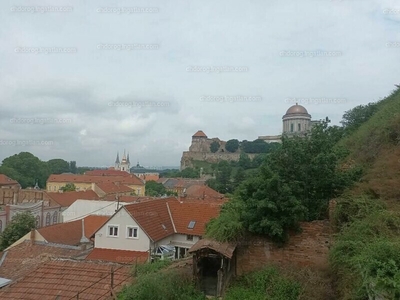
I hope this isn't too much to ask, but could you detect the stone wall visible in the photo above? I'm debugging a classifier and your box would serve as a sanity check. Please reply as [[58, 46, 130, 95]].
[[181, 151, 258, 169], [236, 220, 331, 275]]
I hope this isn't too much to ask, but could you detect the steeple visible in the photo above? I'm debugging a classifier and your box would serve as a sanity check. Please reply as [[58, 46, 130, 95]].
[[122, 149, 126, 161], [115, 152, 120, 164], [127, 152, 130, 164]]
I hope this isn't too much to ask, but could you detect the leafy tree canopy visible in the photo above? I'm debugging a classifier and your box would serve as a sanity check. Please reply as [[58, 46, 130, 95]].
[[210, 141, 220, 153], [225, 139, 240, 153], [0, 211, 36, 250], [341, 102, 379, 133]]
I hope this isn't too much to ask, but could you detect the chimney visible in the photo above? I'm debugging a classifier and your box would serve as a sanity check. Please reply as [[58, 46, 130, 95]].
[[80, 218, 90, 244], [30, 229, 35, 245]]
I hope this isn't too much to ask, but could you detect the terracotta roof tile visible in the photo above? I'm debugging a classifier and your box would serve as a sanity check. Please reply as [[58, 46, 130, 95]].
[[38, 215, 109, 246], [167, 201, 221, 236], [123, 197, 176, 242], [0, 174, 19, 186], [0, 259, 131, 299], [46, 190, 100, 207], [95, 182, 133, 194], [0, 241, 86, 281], [184, 185, 224, 199], [86, 248, 148, 264], [85, 170, 131, 176], [47, 174, 144, 186], [192, 130, 207, 138]]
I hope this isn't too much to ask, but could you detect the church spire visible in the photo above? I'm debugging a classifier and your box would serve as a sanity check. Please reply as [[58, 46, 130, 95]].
[[127, 152, 130, 164], [122, 149, 126, 160], [115, 152, 120, 164]]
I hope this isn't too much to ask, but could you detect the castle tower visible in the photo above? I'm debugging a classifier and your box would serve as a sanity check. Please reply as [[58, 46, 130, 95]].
[[282, 103, 311, 135]]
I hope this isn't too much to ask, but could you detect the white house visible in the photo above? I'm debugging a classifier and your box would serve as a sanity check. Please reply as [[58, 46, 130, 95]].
[[91, 197, 223, 261], [62, 200, 130, 222]]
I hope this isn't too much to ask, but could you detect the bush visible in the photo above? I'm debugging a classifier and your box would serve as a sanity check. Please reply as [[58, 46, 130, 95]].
[[118, 270, 205, 300], [224, 266, 302, 300]]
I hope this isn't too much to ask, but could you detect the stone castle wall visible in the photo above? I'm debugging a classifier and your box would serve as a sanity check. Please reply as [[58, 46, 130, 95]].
[[181, 151, 257, 169]]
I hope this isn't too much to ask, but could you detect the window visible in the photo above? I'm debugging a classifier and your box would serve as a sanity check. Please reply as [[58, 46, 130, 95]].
[[186, 235, 194, 241], [53, 186, 56, 191], [53, 212, 58, 224], [108, 225, 119, 237], [35, 215, 40, 228], [290, 123, 294, 132], [45, 212, 50, 226], [127, 226, 138, 238], [188, 221, 196, 229], [298, 123, 301, 131]]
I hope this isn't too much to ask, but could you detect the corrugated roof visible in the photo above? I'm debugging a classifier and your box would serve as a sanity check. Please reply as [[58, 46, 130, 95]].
[[0, 259, 131, 299], [188, 239, 237, 259]]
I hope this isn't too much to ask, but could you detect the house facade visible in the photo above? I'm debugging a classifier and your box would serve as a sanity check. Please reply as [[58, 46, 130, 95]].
[[92, 197, 223, 260]]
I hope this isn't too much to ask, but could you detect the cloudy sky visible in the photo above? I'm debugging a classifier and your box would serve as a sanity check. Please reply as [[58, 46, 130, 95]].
[[0, 0, 399, 168]]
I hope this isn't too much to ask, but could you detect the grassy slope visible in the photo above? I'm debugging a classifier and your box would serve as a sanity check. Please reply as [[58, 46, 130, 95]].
[[339, 87, 400, 206]]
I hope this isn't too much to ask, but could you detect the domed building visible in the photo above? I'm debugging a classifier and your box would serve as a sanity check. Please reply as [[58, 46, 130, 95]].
[[258, 103, 320, 142], [282, 103, 311, 135]]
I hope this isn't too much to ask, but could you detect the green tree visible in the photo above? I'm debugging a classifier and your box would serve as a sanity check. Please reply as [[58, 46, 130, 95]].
[[47, 159, 70, 174], [0, 211, 36, 250], [69, 161, 77, 174], [215, 161, 232, 193], [233, 167, 246, 187], [341, 102, 379, 133], [210, 141, 220, 153], [180, 167, 200, 178], [225, 139, 240, 153], [0, 152, 48, 188], [238, 153, 252, 169], [60, 183, 76, 192], [145, 181, 177, 196]]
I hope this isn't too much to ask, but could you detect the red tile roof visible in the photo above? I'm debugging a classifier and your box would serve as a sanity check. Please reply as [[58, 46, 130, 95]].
[[0, 259, 131, 299], [86, 248, 148, 264], [46, 190, 100, 207], [123, 197, 176, 242], [192, 130, 207, 138], [0, 174, 19, 186], [184, 185, 224, 199], [102, 195, 155, 202], [47, 174, 144, 186], [85, 169, 131, 176], [0, 241, 87, 281], [167, 201, 222, 236], [96, 182, 133, 194], [38, 215, 109, 246]]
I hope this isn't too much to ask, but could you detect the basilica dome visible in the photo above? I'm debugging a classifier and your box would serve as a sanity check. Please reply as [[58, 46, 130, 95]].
[[285, 104, 309, 115]]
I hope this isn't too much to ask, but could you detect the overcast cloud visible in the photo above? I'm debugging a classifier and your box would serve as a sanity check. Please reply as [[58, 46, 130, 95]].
[[0, 0, 399, 167]]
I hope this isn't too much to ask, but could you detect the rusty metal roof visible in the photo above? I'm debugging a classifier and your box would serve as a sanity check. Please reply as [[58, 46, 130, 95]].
[[188, 238, 237, 259]]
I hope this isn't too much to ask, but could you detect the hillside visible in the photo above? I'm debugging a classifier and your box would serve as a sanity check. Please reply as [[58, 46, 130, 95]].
[[339, 87, 400, 205]]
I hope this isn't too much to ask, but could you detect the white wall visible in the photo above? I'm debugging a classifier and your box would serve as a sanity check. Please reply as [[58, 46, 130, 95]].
[[62, 200, 129, 222], [94, 207, 151, 252]]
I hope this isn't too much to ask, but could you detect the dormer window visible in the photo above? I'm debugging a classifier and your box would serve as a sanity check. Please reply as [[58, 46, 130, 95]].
[[188, 221, 196, 229]]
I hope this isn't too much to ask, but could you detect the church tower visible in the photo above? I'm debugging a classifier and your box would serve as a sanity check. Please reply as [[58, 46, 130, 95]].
[[115, 152, 120, 170], [119, 149, 131, 173]]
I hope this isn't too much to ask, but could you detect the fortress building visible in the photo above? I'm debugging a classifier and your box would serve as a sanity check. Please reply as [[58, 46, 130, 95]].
[[181, 104, 322, 169]]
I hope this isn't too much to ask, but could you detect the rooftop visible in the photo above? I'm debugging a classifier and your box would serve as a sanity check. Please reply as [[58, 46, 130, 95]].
[[46, 190, 100, 207], [86, 248, 148, 264], [0, 174, 19, 186], [47, 174, 144, 186], [96, 182, 133, 194], [0, 259, 131, 299], [37, 215, 110, 246], [192, 130, 207, 138], [0, 240, 87, 281]]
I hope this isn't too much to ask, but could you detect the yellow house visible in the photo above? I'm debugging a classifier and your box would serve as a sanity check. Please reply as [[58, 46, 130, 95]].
[[46, 174, 145, 196]]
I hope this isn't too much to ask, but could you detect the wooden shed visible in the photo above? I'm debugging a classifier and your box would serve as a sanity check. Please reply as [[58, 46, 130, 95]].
[[188, 239, 237, 297]]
